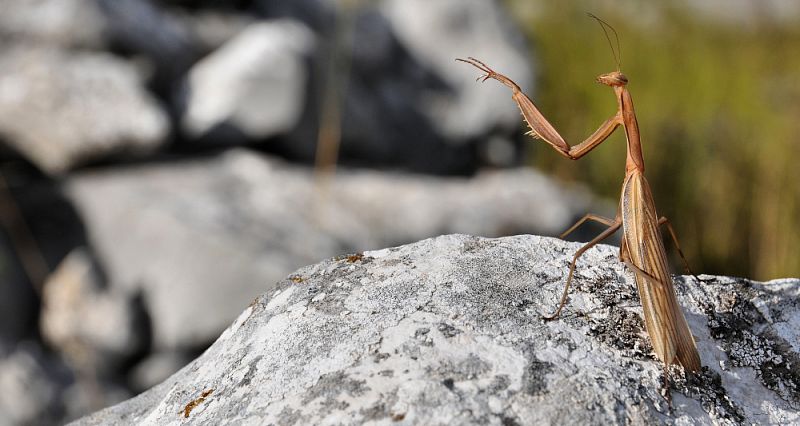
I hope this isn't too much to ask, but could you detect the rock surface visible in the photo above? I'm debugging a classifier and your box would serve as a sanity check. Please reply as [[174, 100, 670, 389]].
[[72, 234, 799, 425], [63, 149, 597, 351]]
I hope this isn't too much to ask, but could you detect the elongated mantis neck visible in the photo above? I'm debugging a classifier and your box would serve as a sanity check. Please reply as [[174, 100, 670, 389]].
[[616, 86, 645, 175]]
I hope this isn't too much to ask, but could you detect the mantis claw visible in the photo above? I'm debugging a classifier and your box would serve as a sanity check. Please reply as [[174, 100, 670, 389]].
[[457, 57, 522, 92], [457, 57, 496, 82]]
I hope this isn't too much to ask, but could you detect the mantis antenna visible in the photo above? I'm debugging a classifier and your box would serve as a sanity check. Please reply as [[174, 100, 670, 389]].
[[587, 12, 622, 71]]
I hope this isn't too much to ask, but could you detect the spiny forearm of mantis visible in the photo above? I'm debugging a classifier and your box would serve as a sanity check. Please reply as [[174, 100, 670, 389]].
[[456, 57, 622, 161]]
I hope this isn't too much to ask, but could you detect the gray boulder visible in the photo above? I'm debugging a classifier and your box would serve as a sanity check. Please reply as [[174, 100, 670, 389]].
[[181, 21, 315, 141], [71, 234, 800, 425], [63, 149, 597, 351], [0, 46, 169, 175]]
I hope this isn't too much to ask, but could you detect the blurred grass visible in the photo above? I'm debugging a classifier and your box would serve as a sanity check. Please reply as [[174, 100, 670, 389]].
[[504, 1, 800, 280]]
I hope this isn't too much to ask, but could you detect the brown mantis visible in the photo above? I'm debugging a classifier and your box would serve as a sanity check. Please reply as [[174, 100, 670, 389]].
[[457, 16, 703, 394]]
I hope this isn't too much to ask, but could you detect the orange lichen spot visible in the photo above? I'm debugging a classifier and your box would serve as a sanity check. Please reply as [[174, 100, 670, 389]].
[[346, 253, 364, 263], [289, 275, 304, 283], [182, 389, 214, 418]]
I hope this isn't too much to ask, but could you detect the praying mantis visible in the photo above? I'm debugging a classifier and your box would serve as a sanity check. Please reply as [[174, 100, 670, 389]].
[[457, 16, 704, 394]]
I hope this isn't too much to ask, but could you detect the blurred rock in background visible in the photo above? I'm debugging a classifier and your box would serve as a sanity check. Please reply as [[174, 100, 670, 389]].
[[40, 248, 147, 377], [0, 0, 108, 48], [0, 45, 169, 174], [63, 149, 597, 353], [0, 0, 604, 424], [181, 20, 315, 143]]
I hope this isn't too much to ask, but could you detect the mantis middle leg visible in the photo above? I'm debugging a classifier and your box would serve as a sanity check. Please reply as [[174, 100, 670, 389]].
[[544, 220, 621, 320]]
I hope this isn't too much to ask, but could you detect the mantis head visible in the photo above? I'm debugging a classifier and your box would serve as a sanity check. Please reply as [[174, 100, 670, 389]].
[[597, 71, 628, 87]]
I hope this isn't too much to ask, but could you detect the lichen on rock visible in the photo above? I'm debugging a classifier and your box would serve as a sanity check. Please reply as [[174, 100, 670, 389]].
[[71, 234, 800, 425]]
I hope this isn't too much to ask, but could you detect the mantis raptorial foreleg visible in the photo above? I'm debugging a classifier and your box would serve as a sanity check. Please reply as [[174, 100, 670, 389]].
[[456, 58, 622, 160]]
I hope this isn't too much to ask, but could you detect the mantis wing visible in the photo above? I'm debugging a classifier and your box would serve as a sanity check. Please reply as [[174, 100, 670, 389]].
[[621, 172, 701, 372]]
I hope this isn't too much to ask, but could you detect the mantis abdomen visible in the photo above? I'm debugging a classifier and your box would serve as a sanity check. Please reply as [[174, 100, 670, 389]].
[[621, 171, 701, 372]]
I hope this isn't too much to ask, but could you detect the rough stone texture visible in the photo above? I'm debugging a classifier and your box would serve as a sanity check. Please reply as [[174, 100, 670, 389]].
[[63, 149, 597, 351], [181, 21, 315, 140], [72, 234, 799, 425], [0, 46, 169, 175]]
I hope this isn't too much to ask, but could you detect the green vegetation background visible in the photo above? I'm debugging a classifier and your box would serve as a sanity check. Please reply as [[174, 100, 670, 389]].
[[504, 2, 800, 280]]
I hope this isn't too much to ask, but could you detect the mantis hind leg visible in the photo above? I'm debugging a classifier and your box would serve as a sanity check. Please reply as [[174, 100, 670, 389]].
[[543, 220, 621, 320], [657, 217, 713, 283], [560, 213, 616, 239]]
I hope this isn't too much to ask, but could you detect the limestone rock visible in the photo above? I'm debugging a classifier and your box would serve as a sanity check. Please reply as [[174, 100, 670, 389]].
[[63, 149, 596, 351], [72, 234, 799, 425], [0, 46, 169, 175], [181, 21, 314, 140]]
